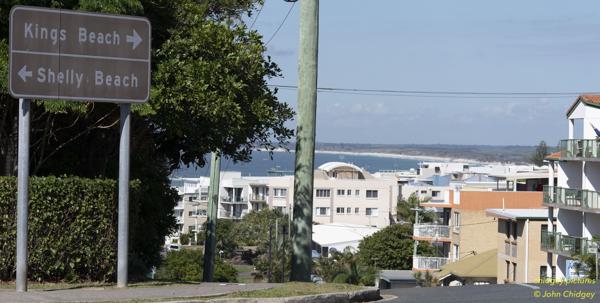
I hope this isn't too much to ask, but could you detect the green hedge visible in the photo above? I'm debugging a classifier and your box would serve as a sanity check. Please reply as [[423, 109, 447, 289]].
[[0, 176, 140, 282]]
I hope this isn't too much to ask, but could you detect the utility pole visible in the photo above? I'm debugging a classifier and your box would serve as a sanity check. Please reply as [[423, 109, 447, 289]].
[[411, 208, 420, 257], [268, 224, 273, 282], [281, 224, 287, 283], [203, 152, 221, 282], [291, 0, 319, 282]]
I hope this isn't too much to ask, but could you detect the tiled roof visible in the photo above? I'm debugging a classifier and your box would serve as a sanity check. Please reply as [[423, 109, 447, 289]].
[[567, 95, 600, 117], [545, 152, 560, 160]]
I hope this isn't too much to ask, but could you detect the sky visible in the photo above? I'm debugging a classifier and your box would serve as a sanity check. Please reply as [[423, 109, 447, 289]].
[[249, 0, 600, 146]]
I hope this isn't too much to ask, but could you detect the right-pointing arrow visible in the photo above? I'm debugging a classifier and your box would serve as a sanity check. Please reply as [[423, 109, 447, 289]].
[[18, 65, 32, 82], [126, 29, 142, 50]]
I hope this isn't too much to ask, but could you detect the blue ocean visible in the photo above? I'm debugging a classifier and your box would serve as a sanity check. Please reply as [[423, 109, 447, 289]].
[[171, 151, 422, 177]]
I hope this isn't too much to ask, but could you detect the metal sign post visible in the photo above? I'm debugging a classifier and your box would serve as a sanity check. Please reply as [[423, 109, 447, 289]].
[[15, 98, 30, 292], [9, 5, 151, 290]]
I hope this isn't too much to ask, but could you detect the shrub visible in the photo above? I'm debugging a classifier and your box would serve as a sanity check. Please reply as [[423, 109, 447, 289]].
[[155, 249, 238, 282], [0, 176, 140, 282]]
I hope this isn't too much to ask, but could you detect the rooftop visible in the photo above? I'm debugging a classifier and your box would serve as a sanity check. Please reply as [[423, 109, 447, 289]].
[[485, 208, 549, 220]]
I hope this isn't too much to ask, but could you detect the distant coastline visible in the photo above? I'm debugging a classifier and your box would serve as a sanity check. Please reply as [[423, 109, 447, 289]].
[[314, 150, 484, 164], [263, 148, 486, 164]]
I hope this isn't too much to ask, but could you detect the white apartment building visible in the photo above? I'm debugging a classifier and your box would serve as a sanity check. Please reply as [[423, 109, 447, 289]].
[[168, 161, 399, 245], [543, 95, 600, 279]]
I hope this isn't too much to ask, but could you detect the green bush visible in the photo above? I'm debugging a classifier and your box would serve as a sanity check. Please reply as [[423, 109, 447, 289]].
[[155, 249, 238, 282], [0, 176, 141, 282]]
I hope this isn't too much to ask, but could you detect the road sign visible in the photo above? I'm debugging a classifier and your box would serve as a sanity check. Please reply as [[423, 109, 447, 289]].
[[9, 6, 151, 103], [588, 241, 599, 254]]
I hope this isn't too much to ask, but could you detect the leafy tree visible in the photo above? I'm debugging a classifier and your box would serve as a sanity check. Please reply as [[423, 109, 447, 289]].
[[531, 140, 548, 166], [202, 219, 238, 257], [357, 224, 435, 270], [0, 0, 293, 280], [313, 248, 378, 286], [179, 233, 190, 246], [155, 249, 237, 282], [396, 194, 437, 224], [232, 208, 288, 247]]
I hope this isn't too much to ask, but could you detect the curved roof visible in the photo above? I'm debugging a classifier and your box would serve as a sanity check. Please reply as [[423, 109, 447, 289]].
[[318, 162, 363, 172]]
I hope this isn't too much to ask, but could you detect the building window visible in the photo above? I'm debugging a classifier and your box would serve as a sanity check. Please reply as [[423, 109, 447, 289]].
[[453, 212, 461, 230], [274, 188, 287, 197], [540, 266, 548, 280], [198, 209, 207, 216], [551, 266, 556, 279], [336, 207, 345, 214], [454, 244, 460, 261], [420, 190, 427, 194], [434, 167, 441, 174], [347, 189, 351, 195], [337, 189, 345, 196], [355, 190, 360, 196], [513, 263, 517, 282], [188, 226, 196, 233], [315, 207, 330, 216], [506, 261, 510, 281], [355, 207, 359, 214], [366, 190, 378, 198], [366, 208, 378, 216], [432, 191, 440, 198], [316, 189, 331, 197], [512, 222, 518, 239], [188, 211, 194, 217], [505, 221, 511, 238], [188, 196, 193, 202], [347, 207, 351, 214]]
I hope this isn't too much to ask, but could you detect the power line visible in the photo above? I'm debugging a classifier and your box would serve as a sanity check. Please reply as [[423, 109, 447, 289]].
[[265, 2, 296, 46], [269, 84, 592, 98], [249, 2, 264, 29]]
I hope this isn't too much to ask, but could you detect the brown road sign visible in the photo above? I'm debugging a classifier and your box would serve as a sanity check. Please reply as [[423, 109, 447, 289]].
[[9, 6, 151, 103]]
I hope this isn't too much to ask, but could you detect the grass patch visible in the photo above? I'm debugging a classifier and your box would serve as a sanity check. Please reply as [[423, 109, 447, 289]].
[[224, 282, 364, 298]]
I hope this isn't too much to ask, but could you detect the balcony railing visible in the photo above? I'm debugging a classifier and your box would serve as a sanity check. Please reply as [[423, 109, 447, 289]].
[[560, 139, 600, 159], [412, 256, 450, 270], [413, 224, 450, 240], [543, 185, 600, 210], [250, 195, 267, 202], [541, 230, 597, 257], [221, 196, 247, 203]]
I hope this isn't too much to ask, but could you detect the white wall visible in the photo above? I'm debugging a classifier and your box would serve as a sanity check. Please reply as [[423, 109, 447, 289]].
[[556, 209, 582, 237], [584, 162, 600, 192], [557, 162, 582, 189]]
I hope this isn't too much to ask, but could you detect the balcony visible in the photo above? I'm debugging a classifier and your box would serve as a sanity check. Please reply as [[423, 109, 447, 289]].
[[543, 185, 600, 212], [412, 256, 450, 271], [219, 210, 248, 219], [413, 224, 451, 241], [221, 196, 247, 204], [250, 194, 267, 202], [541, 230, 597, 257], [560, 139, 600, 160]]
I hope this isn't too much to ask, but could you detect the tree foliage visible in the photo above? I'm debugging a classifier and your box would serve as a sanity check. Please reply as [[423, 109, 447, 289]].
[[314, 248, 377, 286], [232, 208, 287, 247], [396, 194, 437, 225], [0, 0, 293, 281], [155, 249, 237, 282], [0, 176, 142, 282], [531, 140, 548, 166], [357, 224, 434, 270]]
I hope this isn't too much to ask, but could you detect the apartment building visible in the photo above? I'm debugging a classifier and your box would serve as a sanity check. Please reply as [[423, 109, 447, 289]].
[[412, 190, 543, 272], [543, 95, 600, 279], [169, 177, 210, 245], [168, 161, 399, 244], [486, 208, 556, 284]]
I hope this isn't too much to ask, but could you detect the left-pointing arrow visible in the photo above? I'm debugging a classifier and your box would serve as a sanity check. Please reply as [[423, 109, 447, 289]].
[[18, 66, 32, 82]]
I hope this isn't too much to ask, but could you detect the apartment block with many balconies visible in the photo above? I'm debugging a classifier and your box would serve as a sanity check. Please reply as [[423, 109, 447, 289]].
[[543, 95, 600, 279]]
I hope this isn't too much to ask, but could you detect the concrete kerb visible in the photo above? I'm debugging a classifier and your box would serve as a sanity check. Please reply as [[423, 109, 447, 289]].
[[204, 288, 381, 303]]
